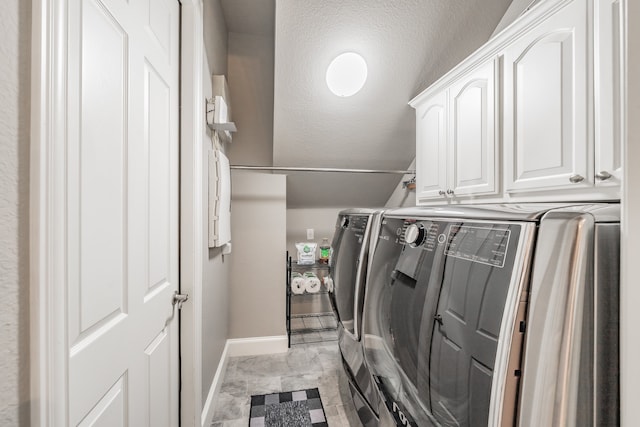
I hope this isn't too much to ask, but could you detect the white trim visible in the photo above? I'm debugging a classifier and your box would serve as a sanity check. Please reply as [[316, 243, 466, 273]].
[[200, 341, 231, 427], [179, 1, 206, 426], [620, 1, 640, 426], [226, 335, 289, 357], [30, 0, 69, 425]]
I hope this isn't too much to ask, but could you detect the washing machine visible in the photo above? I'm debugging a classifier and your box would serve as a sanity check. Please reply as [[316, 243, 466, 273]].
[[329, 208, 385, 427], [361, 204, 619, 427]]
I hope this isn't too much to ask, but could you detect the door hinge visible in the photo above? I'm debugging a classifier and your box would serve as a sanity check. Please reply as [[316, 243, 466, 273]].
[[173, 292, 189, 309]]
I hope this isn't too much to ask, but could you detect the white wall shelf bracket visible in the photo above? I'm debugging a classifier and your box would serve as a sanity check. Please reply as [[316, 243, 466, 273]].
[[206, 96, 237, 143]]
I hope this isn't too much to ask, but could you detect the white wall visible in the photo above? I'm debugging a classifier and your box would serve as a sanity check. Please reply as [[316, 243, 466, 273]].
[[0, 1, 31, 425], [201, 0, 230, 407], [229, 171, 286, 338]]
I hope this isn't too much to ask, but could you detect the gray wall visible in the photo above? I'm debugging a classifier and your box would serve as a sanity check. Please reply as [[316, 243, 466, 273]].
[[204, 0, 228, 76], [286, 208, 345, 259], [385, 159, 417, 208], [491, 0, 539, 37], [201, 0, 231, 405], [0, 1, 232, 422], [0, 1, 31, 425], [222, 15, 282, 339], [229, 171, 286, 338], [226, 31, 275, 166]]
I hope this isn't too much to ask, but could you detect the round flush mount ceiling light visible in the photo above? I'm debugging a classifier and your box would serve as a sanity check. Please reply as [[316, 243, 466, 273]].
[[326, 52, 368, 97]]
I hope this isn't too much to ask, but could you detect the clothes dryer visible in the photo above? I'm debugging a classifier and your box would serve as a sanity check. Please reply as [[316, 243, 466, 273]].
[[362, 204, 619, 427], [329, 208, 385, 426]]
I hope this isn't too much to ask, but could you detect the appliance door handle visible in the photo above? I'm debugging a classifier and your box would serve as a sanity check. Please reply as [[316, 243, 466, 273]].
[[434, 314, 443, 326], [434, 314, 447, 338], [352, 216, 374, 340]]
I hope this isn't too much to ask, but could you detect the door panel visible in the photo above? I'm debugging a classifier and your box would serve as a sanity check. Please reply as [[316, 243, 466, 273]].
[[450, 60, 497, 196], [503, 0, 589, 192], [66, 0, 180, 425], [416, 92, 448, 200], [75, 0, 128, 338], [146, 330, 172, 427], [146, 63, 171, 292], [77, 376, 127, 427], [148, 0, 172, 55]]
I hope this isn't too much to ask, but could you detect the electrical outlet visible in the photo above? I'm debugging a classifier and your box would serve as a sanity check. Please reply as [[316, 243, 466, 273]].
[[307, 228, 314, 240]]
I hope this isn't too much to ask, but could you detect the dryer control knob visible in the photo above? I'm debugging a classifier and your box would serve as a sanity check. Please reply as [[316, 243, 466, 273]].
[[404, 224, 425, 247]]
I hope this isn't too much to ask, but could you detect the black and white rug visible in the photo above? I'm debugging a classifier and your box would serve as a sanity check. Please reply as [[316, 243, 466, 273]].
[[249, 388, 328, 427]]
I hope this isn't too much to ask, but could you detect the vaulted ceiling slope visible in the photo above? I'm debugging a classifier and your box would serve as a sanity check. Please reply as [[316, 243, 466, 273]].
[[272, 0, 512, 208], [220, 0, 514, 208]]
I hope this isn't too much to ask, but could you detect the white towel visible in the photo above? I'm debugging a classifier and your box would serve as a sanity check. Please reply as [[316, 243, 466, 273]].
[[323, 276, 334, 293], [291, 272, 306, 295], [304, 272, 322, 293]]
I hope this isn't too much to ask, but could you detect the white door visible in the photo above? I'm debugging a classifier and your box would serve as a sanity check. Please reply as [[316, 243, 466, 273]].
[[415, 90, 448, 202], [503, 0, 589, 193], [66, 0, 180, 425], [448, 59, 498, 197]]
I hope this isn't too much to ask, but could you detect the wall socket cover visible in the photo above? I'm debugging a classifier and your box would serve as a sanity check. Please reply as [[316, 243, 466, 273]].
[[307, 228, 314, 240]]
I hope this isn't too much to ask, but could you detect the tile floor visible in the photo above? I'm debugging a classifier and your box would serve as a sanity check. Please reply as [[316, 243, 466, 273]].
[[210, 337, 362, 426]]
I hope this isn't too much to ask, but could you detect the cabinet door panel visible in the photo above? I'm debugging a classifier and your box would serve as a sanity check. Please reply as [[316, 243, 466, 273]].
[[595, 0, 623, 187], [503, 0, 589, 193], [416, 91, 448, 201], [449, 60, 498, 196]]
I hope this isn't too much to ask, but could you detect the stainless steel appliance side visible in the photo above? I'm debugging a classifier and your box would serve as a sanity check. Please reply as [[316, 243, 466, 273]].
[[594, 223, 620, 426], [338, 207, 383, 216], [383, 203, 608, 222], [517, 209, 620, 426], [340, 211, 386, 421]]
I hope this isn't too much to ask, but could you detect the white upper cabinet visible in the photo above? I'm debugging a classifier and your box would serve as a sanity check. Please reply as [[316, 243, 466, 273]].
[[410, 0, 622, 205], [413, 60, 498, 203], [448, 60, 498, 197], [594, 0, 623, 187], [415, 90, 448, 200], [503, 0, 590, 193]]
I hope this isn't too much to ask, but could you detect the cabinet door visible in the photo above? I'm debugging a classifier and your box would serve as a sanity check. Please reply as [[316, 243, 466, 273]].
[[503, 0, 590, 193], [448, 59, 498, 197], [595, 0, 623, 187], [415, 90, 448, 201]]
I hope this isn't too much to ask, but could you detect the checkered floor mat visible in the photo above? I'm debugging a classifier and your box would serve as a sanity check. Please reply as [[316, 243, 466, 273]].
[[249, 388, 328, 427]]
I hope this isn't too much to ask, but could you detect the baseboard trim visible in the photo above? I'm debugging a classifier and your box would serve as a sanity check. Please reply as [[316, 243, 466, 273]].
[[199, 335, 288, 426], [226, 335, 288, 357], [200, 341, 231, 427]]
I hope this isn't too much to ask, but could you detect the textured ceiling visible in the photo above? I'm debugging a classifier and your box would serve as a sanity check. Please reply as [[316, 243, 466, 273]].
[[273, 0, 512, 208], [222, 0, 513, 208]]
